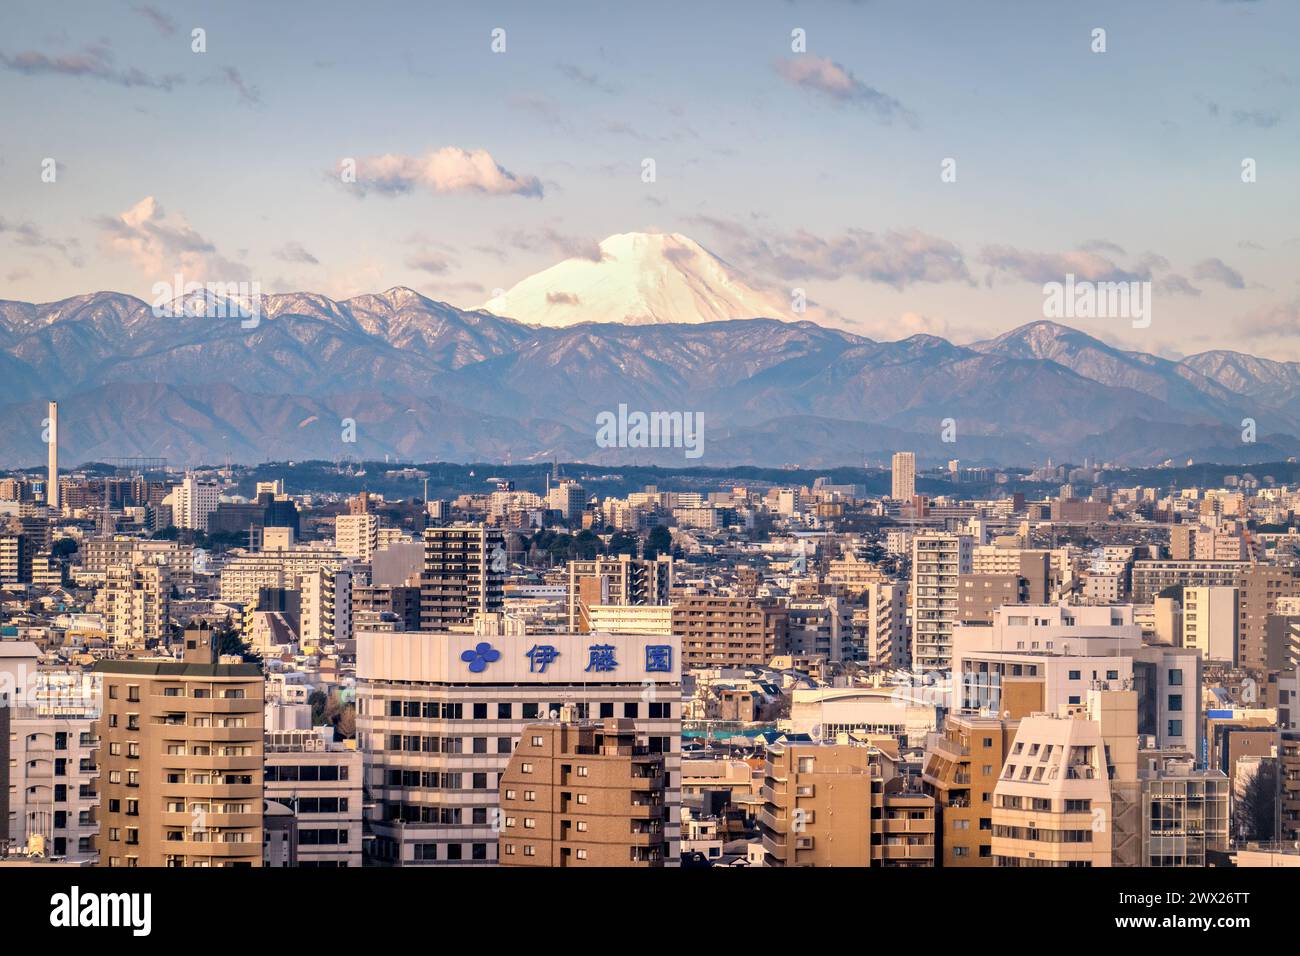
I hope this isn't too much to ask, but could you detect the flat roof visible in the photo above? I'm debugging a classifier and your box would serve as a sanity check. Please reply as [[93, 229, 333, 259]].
[[91, 660, 262, 678]]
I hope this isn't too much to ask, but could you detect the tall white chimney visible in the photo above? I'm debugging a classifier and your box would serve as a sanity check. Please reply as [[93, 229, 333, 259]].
[[47, 401, 59, 511]]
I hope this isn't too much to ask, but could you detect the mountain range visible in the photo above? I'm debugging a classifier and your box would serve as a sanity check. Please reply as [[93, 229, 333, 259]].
[[3, 233, 1299, 469]]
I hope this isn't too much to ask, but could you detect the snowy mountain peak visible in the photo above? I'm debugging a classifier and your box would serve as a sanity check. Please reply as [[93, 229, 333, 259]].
[[481, 230, 792, 327]]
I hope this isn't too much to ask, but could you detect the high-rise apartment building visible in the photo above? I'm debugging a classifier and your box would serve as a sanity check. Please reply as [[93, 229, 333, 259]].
[[0, 533, 31, 586], [167, 474, 221, 533], [922, 713, 1018, 866], [786, 597, 856, 662], [567, 554, 674, 631], [92, 624, 264, 867], [991, 689, 1138, 868], [298, 566, 353, 647], [97, 561, 172, 648], [546, 479, 587, 523], [1130, 560, 1243, 605], [952, 604, 1200, 755], [420, 525, 506, 630], [498, 717, 667, 866], [1181, 586, 1238, 664], [218, 543, 345, 607], [912, 533, 973, 671], [1238, 565, 1300, 671], [758, 739, 935, 867], [357, 630, 681, 866], [891, 451, 916, 501], [855, 581, 908, 668], [676, 595, 785, 671], [335, 512, 380, 562]]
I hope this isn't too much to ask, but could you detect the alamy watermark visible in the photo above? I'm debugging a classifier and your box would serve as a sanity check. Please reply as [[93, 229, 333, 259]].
[[1042, 273, 1150, 329], [151, 274, 262, 329], [595, 404, 703, 460]]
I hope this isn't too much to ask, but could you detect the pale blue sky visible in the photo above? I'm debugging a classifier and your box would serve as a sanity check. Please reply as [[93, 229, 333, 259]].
[[0, 0, 1296, 358]]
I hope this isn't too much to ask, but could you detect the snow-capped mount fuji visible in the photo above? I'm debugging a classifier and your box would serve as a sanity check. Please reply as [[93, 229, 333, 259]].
[[481, 231, 794, 327]]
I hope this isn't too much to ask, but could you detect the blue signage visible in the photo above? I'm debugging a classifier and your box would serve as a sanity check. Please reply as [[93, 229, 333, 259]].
[[461, 641, 501, 673], [645, 644, 673, 673], [584, 644, 619, 672], [526, 644, 561, 673]]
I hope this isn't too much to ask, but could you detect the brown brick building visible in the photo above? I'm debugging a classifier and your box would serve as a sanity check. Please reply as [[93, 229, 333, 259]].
[[758, 740, 935, 867], [92, 624, 264, 867], [498, 718, 667, 866], [674, 596, 788, 668]]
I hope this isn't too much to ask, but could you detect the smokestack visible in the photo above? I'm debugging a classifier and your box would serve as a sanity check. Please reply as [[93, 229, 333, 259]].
[[47, 401, 59, 511]]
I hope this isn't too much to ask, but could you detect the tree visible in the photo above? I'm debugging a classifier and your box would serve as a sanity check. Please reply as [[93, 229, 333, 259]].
[[606, 531, 638, 556], [643, 525, 672, 560], [213, 616, 263, 666], [1233, 761, 1277, 843], [308, 690, 328, 726], [51, 537, 78, 559]]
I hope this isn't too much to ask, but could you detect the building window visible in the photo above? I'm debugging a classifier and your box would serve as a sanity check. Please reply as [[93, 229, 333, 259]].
[[1168, 720, 1183, 737], [1168, 694, 1183, 712]]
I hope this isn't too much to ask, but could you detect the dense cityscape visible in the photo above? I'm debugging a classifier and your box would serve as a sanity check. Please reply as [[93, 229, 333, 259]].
[[2, 425, 1299, 873]]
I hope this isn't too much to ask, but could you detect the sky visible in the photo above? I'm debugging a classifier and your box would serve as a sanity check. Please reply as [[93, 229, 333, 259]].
[[0, 0, 1297, 359]]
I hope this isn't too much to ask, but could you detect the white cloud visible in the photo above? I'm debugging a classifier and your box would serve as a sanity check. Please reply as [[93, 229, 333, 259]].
[[344, 147, 543, 198], [773, 56, 914, 125], [98, 196, 247, 280]]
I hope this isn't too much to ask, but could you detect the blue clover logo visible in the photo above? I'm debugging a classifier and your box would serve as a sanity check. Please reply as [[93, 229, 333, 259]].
[[461, 641, 501, 673]]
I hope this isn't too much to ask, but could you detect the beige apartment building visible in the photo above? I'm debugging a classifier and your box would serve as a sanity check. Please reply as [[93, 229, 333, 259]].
[[498, 718, 667, 866], [335, 512, 380, 562], [991, 689, 1138, 868], [92, 623, 264, 867], [759, 740, 935, 867], [891, 451, 916, 501], [97, 561, 171, 648], [853, 582, 908, 668], [674, 595, 788, 668], [912, 533, 973, 671]]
